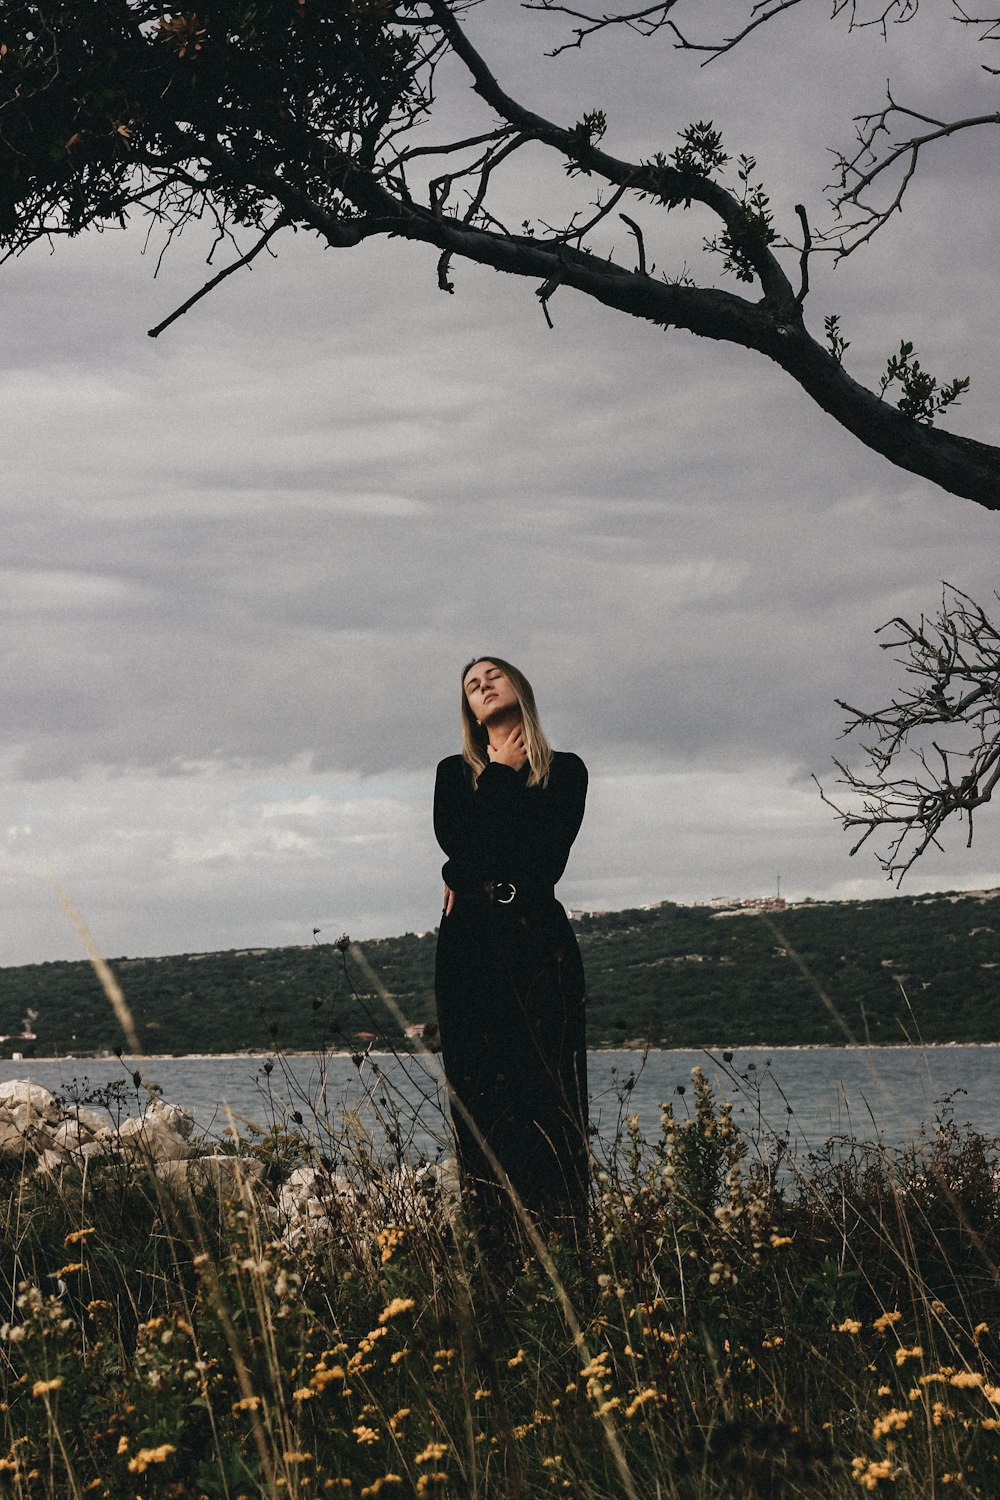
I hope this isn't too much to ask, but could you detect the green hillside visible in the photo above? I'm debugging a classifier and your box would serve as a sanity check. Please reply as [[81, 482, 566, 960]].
[[1, 889, 999, 1056]]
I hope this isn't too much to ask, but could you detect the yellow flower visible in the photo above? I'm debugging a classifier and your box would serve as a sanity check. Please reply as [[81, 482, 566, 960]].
[[353, 1426, 380, 1445], [390, 1348, 410, 1365], [872, 1408, 910, 1440], [851, 1456, 897, 1490], [984, 1384, 1000, 1403], [624, 1388, 658, 1418], [379, 1297, 415, 1324], [283, 1450, 313, 1463], [872, 1311, 902, 1333], [388, 1408, 410, 1434], [949, 1371, 983, 1389], [877, 1386, 891, 1397], [769, 1235, 792, 1247], [416, 1475, 448, 1493], [64, 1227, 97, 1246], [376, 1226, 407, 1264], [233, 1395, 263, 1411], [293, 1387, 316, 1401], [31, 1379, 62, 1398], [836, 1319, 863, 1335], [361, 1479, 403, 1497], [973, 1322, 989, 1338], [415, 1442, 449, 1464], [507, 1349, 525, 1368], [127, 1444, 176, 1473], [895, 1346, 923, 1366], [981, 1418, 1000, 1430], [52, 1262, 84, 1278], [941, 1475, 963, 1485], [473, 1388, 491, 1400], [116, 1436, 129, 1455]]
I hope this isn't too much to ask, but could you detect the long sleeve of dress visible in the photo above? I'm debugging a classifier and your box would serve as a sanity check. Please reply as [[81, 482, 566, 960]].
[[434, 752, 587, 894]]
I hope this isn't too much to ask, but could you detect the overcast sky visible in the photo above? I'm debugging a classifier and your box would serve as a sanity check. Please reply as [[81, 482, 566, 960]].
[[3, 3, 999, 967]]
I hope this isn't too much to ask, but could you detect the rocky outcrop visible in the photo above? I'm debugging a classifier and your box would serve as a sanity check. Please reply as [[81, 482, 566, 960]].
[[0, 1079, 458, 1235]]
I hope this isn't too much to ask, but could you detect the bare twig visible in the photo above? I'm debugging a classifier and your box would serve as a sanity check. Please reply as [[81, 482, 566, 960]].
[[819, 585, 1000, 879], [147, 214, 290, 338]]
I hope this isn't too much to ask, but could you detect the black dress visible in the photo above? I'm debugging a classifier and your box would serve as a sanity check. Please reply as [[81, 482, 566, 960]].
[[433, 751, 589, 1229]]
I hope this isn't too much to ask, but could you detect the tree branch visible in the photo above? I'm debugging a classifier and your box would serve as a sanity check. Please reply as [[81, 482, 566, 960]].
[[147, 212, 291, 338], [819, 585, 1000, 878]]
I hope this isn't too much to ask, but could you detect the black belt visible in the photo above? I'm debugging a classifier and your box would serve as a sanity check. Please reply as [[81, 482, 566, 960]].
[[484, 879, 518, 905]]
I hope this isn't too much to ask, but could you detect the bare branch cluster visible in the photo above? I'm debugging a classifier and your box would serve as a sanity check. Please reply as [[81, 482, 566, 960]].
[[819, 587, 1000, 880], [826, 91, 1000, 257]]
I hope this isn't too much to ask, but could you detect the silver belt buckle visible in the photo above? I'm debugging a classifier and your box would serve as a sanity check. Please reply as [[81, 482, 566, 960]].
[[494, 881, 516, 905]]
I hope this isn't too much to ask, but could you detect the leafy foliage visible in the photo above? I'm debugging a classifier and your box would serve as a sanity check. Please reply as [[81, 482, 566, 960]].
[[879, 341, 971, 425]]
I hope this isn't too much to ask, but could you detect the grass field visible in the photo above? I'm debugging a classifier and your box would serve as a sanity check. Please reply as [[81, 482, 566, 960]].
[[0, 1061, 998, 1498]]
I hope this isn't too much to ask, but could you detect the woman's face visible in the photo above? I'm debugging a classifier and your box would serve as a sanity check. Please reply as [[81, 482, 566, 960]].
[[463, 660, 519, 725]]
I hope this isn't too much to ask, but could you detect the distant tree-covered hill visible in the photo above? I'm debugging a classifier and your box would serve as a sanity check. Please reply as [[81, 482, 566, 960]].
[[1, 889, 999, 1057]]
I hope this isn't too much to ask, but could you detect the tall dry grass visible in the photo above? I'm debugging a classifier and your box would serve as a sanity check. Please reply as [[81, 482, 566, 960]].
[[0, 1050, 996, 1498]]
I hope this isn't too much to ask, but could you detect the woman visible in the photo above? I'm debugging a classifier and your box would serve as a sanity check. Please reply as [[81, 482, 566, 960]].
[[433, 656, 589, 1238]]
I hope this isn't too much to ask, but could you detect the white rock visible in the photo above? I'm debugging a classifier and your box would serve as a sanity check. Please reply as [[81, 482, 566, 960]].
[[146, 1098, 195, 1141], [0, 1081, 56, 1113], [116, 1114, 192, 1161], [0, 1119, 32, 1155]]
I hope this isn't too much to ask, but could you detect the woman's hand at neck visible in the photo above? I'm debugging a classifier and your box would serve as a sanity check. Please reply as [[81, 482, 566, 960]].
[[487, 720, 528, 772]]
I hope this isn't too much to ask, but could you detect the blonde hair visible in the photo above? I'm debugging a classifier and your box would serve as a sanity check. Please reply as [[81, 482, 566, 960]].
[[460, 656, 553, 788]]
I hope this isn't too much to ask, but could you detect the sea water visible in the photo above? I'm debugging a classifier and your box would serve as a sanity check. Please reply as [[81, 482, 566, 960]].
[[0, 1046, 996, 1160]]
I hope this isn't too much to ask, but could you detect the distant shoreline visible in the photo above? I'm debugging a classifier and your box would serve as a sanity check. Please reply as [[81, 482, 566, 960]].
[[3, 1040, 1000, 1066]]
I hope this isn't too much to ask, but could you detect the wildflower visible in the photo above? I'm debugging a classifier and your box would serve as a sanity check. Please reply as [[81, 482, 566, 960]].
[[415, 1443, 449, 1464], [950, 1371, 984, 1389], [52, 1262, 84, 1278], [282, 1450, 313, 1463], [388, 1408, 410, 1434], [63, 1227, 97, 1246], [876, 1386, 891, 1397], [872, 1311, 902, 1333], [851, 1456, 897, 1490], [127, 1444, 176, 1473], [932, 1401, 956, 1426], [974, 1322, 989, 1339], [361, 1479, 403, 1497], [31, 1378, 62, 1398], [379, 1297, 415, 1324], [116, 1437, 129, 1455], [353, 1426, 380, 1445], [376, 1226, 407, 1264], [390, 1348, 410, 1365], [941, 1475, 963, 1485], [872, 1408, 910, 1440], [508, 1349, 525, 1368], [762, 1335, 783, 1348], [434, 1348, 457, 1361], [624, 1387, 658, 1418], [981, 1418, 1000, 1430], [293, 1387, 316, 1401], [416, 1476, 448, 1493], [474, 1387, 491, 1400], [233, 1394, 262, 1411], [984, 1384, 1000, 1403], [836, 1319, 863, 1335], [895, 1346, 923, 1366], [769, 1234, 792, 1248]]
